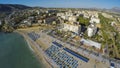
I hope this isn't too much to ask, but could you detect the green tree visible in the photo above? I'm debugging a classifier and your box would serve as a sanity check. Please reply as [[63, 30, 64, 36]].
[[78, 16, 90, 26]]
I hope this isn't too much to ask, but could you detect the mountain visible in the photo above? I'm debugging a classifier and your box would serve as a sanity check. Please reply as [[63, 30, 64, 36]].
[[0, 4, 31, 12], [110, 7, 120, 13]]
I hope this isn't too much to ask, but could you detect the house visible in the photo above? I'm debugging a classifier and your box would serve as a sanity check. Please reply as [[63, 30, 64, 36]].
[[57, 13, 65, 17], [111, 21, 116, 26], [84, 14, 90, 18], [37, 19, 43, 24], [90, 17, 100, 24], [68, 16, 77, 22], [22, 20, 32, 26], [61, 16, 69, 20], [65, 12, 73, 16]]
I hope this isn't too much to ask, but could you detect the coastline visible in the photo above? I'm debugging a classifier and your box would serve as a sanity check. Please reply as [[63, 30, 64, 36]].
[[15, 30, 52, 68]]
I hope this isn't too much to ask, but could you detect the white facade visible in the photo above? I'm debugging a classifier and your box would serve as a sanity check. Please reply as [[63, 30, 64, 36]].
[[84, 14, 90, 18], [23, 20, 31, 26], [57, 13, 64, 17], [90, 18, 100, 24], [87, 27, 94, 37], [61, 16, 68, 20], [87, 24, 97, 37], [65, 12, 73, 16], [38, 20, 42, 23], [102, 13, 113, 19], [111, 21, 116, 26], [80, 38, 101, 49], [57, 12, 75, 21], [36, 10, 40, 15], [62, 23, 81, 34], [68, 16, 77, 22]]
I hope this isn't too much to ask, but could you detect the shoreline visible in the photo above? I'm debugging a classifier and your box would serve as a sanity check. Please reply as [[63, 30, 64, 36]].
[[15, 30, 52, 68]]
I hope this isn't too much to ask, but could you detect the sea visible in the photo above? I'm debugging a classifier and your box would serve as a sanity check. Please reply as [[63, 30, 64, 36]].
[[0, 32, 44, 68]]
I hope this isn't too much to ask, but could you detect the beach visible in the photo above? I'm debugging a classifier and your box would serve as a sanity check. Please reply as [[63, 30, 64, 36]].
[[15, 26, 110, 68], [16, 30, 52, 68]]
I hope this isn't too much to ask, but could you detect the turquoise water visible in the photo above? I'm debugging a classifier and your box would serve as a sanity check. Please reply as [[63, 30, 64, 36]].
[[0, 32, 44, 68]]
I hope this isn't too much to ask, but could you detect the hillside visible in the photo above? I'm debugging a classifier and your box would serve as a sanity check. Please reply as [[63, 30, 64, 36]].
[[0, 4, 31, 12], [110, 7, 120, 13]]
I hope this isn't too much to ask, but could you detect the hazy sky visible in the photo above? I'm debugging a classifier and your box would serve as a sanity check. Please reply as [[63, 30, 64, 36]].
[[0, 0, 120, 8]]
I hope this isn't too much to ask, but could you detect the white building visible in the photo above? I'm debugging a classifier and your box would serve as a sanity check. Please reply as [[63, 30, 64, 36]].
[[36, 10, 40, 15], [68, 16, 77, 22], [87, 24, 97, 37], [61, 16, 69, 20], [102, 13, 113, 19], [84, 14, 90, 18], [38, 19, 43, 24], [111, 21, 116, 26], [62, 23, 81, 34], [65, 12, 73, 16], [90, 17, 100, 24], [57, 13, 64, 17], [23, 20, 32, 26], [57, 13, 68, 20], [80, 38, 101, 49]]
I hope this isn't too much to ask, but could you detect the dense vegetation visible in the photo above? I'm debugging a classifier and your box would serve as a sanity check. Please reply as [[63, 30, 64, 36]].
[[78, 16, 90, 26], [0, 4, 31, 12], [0, 4, 32, 32], [99, 13, 120, 58]]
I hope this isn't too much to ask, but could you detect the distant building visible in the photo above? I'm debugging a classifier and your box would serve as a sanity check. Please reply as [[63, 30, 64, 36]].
[[57, 13, 64, 17], [38, 19, 43, 24], [36, 10, 40, 15], [65, 12, 73, 16], [111, 21, 116, 26], [118, 18, 120, 22], [102, 13, 113, 19], [90, 17, 100, 24], [61, 16, 69, 20], [21, 20, 32, 26], [80, 38, 101, 49], [43, 16, 56, 24], [57, 12, 75, 21], [83, 14, 90, 18], [61, 23, 81, 34], [58, 17, 64, 24], [68, 16, 77, 22], [87, 24, 97, 37]]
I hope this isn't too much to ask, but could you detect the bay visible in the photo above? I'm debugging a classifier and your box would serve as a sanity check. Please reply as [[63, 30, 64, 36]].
[[0, 32, 44, 68]]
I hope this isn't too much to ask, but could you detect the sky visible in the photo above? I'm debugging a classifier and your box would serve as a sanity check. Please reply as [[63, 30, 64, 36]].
[[0, 0, 120, 9]]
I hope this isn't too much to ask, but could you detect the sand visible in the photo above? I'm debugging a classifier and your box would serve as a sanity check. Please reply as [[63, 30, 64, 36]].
[[16, 30, 52, 68]]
